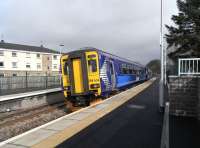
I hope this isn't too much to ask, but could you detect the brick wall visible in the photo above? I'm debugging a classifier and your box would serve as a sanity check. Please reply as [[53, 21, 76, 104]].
[[169, 76, 199, 119], [198, 79, 200, 120]]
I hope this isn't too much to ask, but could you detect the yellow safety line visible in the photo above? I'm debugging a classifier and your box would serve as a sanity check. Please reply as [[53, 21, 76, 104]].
[[32, 78, 156, 148]]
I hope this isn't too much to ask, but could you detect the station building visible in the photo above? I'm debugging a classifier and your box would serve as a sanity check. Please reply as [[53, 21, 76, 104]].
[[0, 40, 61, 76]]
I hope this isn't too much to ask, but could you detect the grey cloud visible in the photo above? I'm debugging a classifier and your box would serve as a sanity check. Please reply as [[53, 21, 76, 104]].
[[0, 0, 177, 64]]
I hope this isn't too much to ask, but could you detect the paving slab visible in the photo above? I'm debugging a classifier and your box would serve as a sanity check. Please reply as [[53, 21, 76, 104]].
[[11, 129, 56, 147], [83, 104, 109, 113], [2, 144, 27, 148], [65, 112, 92, 121], [45, 119, 78, 131]]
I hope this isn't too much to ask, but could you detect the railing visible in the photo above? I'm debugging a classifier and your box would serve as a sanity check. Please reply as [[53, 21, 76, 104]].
[[178, 58, 200, 76], [0, 76, 61, 96]]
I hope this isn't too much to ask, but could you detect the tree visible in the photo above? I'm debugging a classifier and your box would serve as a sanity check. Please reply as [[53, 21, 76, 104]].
[[165, 0, 200, 58], [146, 59, 160, 74]]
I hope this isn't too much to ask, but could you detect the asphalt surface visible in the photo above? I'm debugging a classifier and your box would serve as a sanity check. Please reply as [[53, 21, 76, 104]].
[[57, 80, 163, 148]]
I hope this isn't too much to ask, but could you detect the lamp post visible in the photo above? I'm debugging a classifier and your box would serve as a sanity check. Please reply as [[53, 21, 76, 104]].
[[59, 44, 64, 55], [59, 44, 64, 85], [159, 0, 164, 111]]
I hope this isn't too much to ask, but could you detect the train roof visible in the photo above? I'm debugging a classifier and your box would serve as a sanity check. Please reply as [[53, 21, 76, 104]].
[[63, 47, 145, 68]]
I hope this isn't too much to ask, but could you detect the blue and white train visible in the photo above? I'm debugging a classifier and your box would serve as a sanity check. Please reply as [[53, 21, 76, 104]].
[[61, 47, 151, 106]]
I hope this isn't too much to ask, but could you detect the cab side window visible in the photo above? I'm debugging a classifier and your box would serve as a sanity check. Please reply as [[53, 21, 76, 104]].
[[88, 59, 97, 73], [64, 62, 69, 75]]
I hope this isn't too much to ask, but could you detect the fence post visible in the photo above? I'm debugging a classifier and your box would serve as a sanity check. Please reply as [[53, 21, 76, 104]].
[[46, 72, 48, 88], [26, 71, 28, 89], [0, 77, 2, 95], [178, 59, 180, 76]]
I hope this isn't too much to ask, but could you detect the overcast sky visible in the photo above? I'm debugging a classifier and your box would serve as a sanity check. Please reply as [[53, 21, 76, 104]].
[[0, 0, 178, 64]]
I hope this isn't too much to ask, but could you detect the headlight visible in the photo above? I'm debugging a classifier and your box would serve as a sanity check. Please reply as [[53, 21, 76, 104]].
[[90, 84, 100, 89], [66, 86, 70, 90]]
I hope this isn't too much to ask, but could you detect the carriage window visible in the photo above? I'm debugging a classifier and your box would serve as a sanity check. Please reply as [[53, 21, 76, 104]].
[[129, 69, 132, 74], [88, 59, 97, 72], [123, 68, 127, 74], [64, 62, 69, 75], [110, 63, 114, 75]]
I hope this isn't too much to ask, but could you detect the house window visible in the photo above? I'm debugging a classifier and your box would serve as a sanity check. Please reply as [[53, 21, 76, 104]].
[[26, 63, 31, 68], [37, 63, 41, 69], [26, 52, 30, 58], [12, 52, 17, 57], [47, 57, 50, 60], [37, 53, 40, 58], [0, 51, 4, 56], [12, 62, 17, 68], [53, 64, 57, 69], [53, 55, 57, 60], [0, 62, 4, 67], [12, 73, 17, 77], [47, 66, 50, 70], [0, 73, 4, 77]]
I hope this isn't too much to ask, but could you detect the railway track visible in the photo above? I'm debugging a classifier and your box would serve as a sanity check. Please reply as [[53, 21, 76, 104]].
[[0, 101, 67, 142], [0, 102, 66, 128], [0, 83, 140, 142], [0, 98, 103, 142]]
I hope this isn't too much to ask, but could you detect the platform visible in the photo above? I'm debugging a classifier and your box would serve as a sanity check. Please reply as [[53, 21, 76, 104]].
[[0, 78, 157, 148], [0, 88, 62, 102]]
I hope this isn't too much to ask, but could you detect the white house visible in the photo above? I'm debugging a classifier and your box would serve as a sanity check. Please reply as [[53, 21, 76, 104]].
[[0, 40, 61, 76]]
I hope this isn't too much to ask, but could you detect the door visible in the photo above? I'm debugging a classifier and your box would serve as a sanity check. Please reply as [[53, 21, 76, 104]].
[[110, 61, 116, 89], [72, 58, 84, 93]]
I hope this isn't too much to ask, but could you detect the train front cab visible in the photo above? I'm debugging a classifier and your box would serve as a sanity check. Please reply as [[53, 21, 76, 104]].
[[61, 50, 101, 106]]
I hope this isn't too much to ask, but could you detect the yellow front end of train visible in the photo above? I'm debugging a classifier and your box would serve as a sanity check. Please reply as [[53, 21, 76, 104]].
[[61, 50, 101, 106]]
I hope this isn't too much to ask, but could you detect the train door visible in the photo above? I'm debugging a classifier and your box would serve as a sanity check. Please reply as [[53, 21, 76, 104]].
[[72, 58, 84, 93], [61, 55, 70, 98], [109, 61, 116, 89]]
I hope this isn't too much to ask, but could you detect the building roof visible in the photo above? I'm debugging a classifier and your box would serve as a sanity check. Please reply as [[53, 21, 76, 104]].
[[0, 40, 60, 54]]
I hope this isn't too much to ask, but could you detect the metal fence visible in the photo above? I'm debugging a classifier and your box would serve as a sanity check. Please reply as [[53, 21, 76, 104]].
[[178, 58, 200, 76], [0, 76, 61, 96]]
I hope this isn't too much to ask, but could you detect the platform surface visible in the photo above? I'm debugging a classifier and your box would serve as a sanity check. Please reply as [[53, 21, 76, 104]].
[[0, 78, 156, 148], [58, 79, 163, 148], [0, 87, 62, 102]]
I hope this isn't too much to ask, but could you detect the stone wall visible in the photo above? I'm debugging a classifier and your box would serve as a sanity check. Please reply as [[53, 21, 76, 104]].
[[169, 76, 200, 119], [0, 91, 64, 112]]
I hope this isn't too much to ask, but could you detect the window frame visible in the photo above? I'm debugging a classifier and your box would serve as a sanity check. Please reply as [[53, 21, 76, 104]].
[[26, 63, 31, 69], [26, 52, 31, 58], [53, 55, 57, 60], [12, 51, 17, 57], [36, 53, 40, 58], [12, 62, 17, 68], [53, 64, 57, 69], [37, 63, 41, 69], [0, 62, 4, 67], [0, 50, 4, 56], [88, 59, 97, 73]]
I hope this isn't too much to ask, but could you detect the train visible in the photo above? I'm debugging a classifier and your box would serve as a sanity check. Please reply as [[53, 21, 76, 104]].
[[61, 47, 151, 106]]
